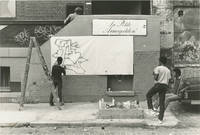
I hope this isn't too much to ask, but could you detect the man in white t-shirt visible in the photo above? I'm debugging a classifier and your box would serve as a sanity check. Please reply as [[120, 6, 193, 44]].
[[146, 56, 171, 124]]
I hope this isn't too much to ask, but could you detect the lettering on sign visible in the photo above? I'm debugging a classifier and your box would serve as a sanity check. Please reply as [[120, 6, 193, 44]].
[[93, 19, 147, 35]]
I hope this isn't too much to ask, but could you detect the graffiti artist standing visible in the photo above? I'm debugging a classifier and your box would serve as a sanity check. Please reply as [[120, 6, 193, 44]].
[[50, 57, 66, 106], [64, 7, 83, 25], [146, 56, 171, 124]]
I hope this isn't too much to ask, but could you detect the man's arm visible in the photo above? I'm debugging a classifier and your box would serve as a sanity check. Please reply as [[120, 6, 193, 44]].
[[153, 72, 159, 81], [51, 65, 55, 80], [62, 66, 66, 76], [169, 78, 174, 84], [153, 67, 159, 81], [168, 71, 173, 88], [178, 86, 189, 97], [64, 15, 71, 25], [179, 87, 188, 93]]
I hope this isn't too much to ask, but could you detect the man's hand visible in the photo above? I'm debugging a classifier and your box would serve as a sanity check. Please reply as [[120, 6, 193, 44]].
[[169, 78, 174, 84], [48, 34, 54, 38], [153, 72, 159, 81]]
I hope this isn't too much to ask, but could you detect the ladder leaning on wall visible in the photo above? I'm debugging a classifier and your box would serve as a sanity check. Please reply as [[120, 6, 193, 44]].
[[19, 37, 61, 111]]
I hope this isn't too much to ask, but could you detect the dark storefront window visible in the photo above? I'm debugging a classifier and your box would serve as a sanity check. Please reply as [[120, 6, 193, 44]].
[[107, 75, 133, 91], [92, 1, 150, 15], [0, 66, 10, 88]]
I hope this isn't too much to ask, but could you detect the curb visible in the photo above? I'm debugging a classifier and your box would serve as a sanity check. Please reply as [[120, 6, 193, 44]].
[[0, 123, 31, 128], [0, 119, 146, 128], [0, 119, 179, 128]]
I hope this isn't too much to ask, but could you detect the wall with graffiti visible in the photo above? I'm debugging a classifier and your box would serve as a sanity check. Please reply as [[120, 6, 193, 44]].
[[152, 0, 200, 68], [174, 7, 200, 66], [0, 24, 63, 47]]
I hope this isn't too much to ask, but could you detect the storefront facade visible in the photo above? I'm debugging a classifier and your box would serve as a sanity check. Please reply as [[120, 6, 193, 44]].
[[0, 0, 199, 103]]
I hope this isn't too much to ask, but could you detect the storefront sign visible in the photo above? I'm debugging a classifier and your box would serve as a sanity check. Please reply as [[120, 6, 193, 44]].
[[93, 19, 147, 35]]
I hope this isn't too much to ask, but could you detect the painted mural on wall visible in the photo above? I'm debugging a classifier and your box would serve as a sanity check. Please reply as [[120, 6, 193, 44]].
[[0, 24, 62, 47], [153, 0, 200, 67], [174, 7, 200, 66]]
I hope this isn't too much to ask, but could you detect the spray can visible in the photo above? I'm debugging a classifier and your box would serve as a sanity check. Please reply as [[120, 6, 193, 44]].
[[108, 88, 111, 92], [99, 99, 102, 109], [112, 98, 115, 106]]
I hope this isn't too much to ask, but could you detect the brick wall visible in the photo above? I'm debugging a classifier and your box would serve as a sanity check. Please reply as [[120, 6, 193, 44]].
[[0, 0, 88, 23]]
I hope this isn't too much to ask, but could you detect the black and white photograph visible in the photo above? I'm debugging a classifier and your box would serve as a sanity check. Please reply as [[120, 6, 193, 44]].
[[0, 0, 200, 134]]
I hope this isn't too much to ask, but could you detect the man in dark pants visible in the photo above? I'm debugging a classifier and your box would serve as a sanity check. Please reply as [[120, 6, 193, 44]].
[[165, 68, 188, 109], [146, 56, 171, 124], [50, 57, 66, 106]]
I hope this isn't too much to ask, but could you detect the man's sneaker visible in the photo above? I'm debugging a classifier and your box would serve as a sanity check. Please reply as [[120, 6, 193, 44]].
[[49, 103, 55, 106], [153, 107, 160, 112], [60, 102, 64, 106], [153, 111, 159, 116], [145, 109, 158, 116], [158, 119, 163, 124], [148, 109, 156, 115]]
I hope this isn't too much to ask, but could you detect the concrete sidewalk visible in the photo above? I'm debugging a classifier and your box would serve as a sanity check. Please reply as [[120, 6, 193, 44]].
[[0, 102, 179, 127]]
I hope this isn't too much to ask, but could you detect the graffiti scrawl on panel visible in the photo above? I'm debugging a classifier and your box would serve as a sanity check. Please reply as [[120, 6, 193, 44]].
[[52, 39, 88, 74], [51, 36, 133, 75]]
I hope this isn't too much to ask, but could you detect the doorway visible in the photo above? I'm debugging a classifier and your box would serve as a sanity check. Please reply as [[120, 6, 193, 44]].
[[0, 66, 10, 89]]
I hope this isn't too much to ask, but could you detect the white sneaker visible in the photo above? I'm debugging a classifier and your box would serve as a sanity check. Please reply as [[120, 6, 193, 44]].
[[145, 109, 158, 116], [158, 120, 163, 124], [153, 107, 160, 112], [154, 111, 159, 116]]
